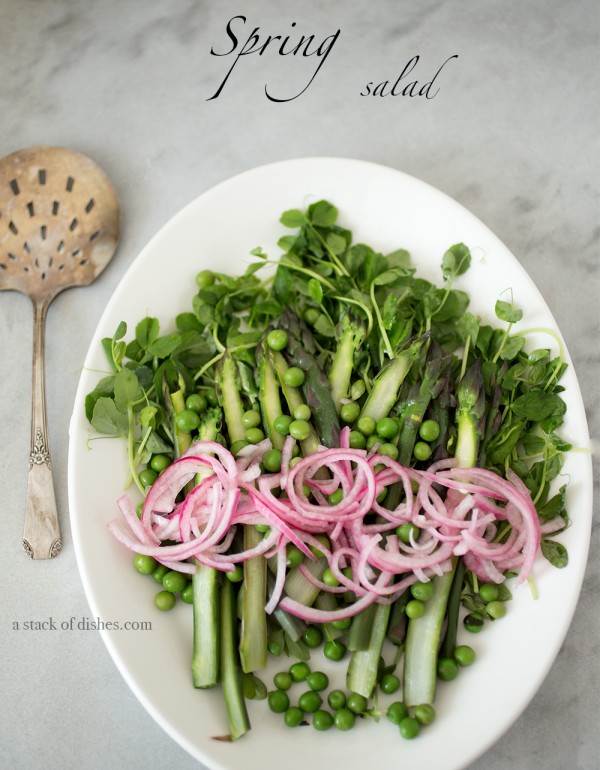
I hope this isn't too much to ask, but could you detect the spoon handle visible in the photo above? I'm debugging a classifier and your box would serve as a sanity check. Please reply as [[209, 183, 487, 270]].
[[22, 300, 62, 559]]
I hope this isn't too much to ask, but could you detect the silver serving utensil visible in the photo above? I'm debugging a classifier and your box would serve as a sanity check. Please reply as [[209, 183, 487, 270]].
[[0, 146, 120, 559]]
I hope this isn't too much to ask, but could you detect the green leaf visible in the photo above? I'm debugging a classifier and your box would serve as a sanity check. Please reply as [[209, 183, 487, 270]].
[[176, 312, 202, 333], [456, 311, 479, 346], [385, 249, 411, 269], [113, 320, 127, 341], [280, 209, 306, 228], [114, 367, 140, 411], [441, 243, 471, 281], [496, 335, 525, 361], [308, 200, 338, 227], [148, 334, 182, 358], [307, 278, 324, 304], [136, 317, 160, 349], [540, 539, 568, 569], [538, 485, 568, 522], [91, 397, 128, 435], [313, 314, 336, 337], [250, 245, 268, 258], [145, 431, 173, 454], [495, 300, 523, 325], [512, 391, 566, 422], [139, 405, 158, 428], [326, 232, 347, 255]]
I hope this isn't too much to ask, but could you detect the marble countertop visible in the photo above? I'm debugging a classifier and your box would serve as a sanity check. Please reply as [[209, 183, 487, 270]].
[[0, 1, 597, 768]]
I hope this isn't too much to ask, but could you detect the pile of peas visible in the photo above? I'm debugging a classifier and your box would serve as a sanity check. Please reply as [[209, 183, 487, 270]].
[[338, 401, 442, 464], [266, 655, 439, 740], [462, 582, 509, 637]]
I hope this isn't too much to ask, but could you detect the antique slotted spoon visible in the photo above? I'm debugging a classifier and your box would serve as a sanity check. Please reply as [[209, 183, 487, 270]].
[[0, 146, 120, 558]]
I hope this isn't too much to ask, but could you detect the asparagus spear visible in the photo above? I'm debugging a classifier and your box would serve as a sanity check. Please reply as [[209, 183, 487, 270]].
[[276, 309, 341, 448], [256, 341, 285, 451], [328, 310, 366, 412], [359, 335, 426, 423], [220, 579, 251, 741], [404, 360, 485, 707], [215, 354, 268, 674]]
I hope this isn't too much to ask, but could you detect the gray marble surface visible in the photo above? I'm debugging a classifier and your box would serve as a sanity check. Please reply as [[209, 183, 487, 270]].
[[0, 1, 598, 768]]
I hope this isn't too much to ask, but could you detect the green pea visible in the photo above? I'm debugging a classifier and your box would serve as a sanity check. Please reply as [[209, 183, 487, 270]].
[[289, 419, 311, 441], [268, 690, 290, 713], [419, 419, 440, 442], [406, 599, 425, 619], [150, 454, 171, 473], [309, 534, 330, 557], [274, 672, 293, 691], [175, 409, 201, 433], [357, 416, 376, 436], [340, 402, 360, 424], [267, 329, 288, 351], [205, 388, 218, 406], [136, 502, 143, 519], [284, 706, 304, 727], [307, 671, 329, 692], [437, 657, 459, 681], [289, 662, 311, 682], [299, 690, 322, 713], [133, 554, 157, 575], [185, 393, 208, 413], [302, 625, 323, 649], [163, 571, 188, 594], [413, 441, 432, 462], [399, 716, 420, 740], [242, 410, 261, 429], [323, 640, 346, 662], [312, 709, 334, 731], [454, 645, 476, 667], [151, 564, 169, 584], [286, 544, 304, 568], [304, 307, 320, 325], [154, 590, 176, 611], [322, 568, 339, 587], [294, 404, 311, 421], [139, 468, 158, 488], [396, 522, 419, 544], [245, 427, 264, 444], [479, 583, 500, 603], [331, 616, 352, 631], [226, 565, 244, 583], [180, 583, 194, 604], [328, 489, 344, 505], [387, 701, 409, 725], [230, 439, 249, 456], [347, 693, 368, 714], [334, 708, 355, 731], [349, 430, 366, 449], [486, 600, 507, 619], [268, 640, 282, 656], [414, 704, 436, 725], [411, 582, 434, 602], [263, 448, 282, 472], [366, 434, 381, 451], [284, 367, 305, 387], [464, 612, 485, 633], [195, 269, 215, 288], [378, 442, 398, 460], [273, 414, 292, 436], [327, 690, 346, 710], [380, 673, 400, 695], [302, 482, 312, 498], [376, 417, 399, 439], [376, 488, 388, 503], [289, 456, 302, 468]]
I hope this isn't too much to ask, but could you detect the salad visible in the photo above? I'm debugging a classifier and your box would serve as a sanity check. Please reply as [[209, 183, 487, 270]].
[[85, 199, 571, 742]]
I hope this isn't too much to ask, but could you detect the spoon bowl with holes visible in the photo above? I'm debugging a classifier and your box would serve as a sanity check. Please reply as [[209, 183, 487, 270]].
[[0, 145, 120, 559]]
